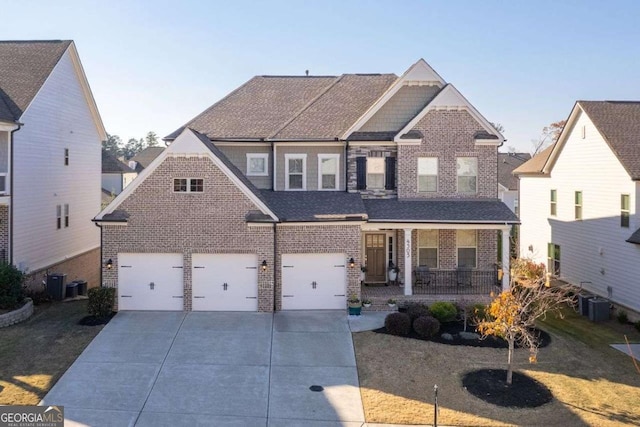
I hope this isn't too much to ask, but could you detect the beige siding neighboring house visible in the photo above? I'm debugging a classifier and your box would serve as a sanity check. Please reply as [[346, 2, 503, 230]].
[[96, 59, 517, 313], [0, 40, 105, 287], [515, 101, 640, 314]]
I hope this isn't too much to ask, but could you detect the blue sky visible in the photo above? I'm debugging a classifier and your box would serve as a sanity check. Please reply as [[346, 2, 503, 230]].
[[2, 0, 639, 152]]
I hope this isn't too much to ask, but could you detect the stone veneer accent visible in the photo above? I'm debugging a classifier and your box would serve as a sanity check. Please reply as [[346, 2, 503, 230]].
[[0, 298, 33, 328], [397, 110, 498, 199], [346, 145, 397, 198]]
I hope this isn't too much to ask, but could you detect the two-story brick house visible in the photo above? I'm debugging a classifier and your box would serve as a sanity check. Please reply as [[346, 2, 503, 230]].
[[95, 59, 518, 312]]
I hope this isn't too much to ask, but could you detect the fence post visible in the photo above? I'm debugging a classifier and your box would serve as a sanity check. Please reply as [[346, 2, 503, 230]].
[[433, 384, 438, 427]]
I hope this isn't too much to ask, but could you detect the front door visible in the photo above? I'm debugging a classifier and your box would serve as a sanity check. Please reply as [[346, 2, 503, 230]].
[[365, 234, 386, 283]]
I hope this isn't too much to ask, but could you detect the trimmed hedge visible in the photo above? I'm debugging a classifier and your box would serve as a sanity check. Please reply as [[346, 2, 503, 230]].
[[429, 301, 457, 323], [413, 315, 441, 338], [0, 263, 24, 310], [88, 287, 116, 318], [405, 302, 431, 322], [384, 312, 411, 336]]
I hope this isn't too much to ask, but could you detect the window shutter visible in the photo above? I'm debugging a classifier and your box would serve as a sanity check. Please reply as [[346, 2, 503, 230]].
[[385, 157, 396, 190], [356, 157, 367, 190]]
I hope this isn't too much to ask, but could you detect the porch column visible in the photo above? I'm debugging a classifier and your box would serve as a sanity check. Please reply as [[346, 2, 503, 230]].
[[501, 226, 511, 291], [404, 228, 413, 296]]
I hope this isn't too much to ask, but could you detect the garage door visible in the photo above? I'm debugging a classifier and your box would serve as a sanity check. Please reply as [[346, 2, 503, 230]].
[[118, 253, 184, 311], [192, 254, 258, 311], [281, 253, 346, 310]]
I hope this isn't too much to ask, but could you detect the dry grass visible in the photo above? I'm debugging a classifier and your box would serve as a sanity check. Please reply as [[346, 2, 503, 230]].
[[0, 300, 104, 405], [353, 308, 640, 426]]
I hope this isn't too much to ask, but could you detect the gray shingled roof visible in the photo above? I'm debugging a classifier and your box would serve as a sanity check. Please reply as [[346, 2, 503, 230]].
[[261, 191, 367, 222], [579, 101, 640, 180], [0, 40, 72, 122], [513, 144, 555, 175], [166, 74, 397, 141], [102, 150, 134, 173], [363, 198, 519, 223], [626, 228, 640, 245], [130, 146, 165, 172], [498, 152, 531, 190]]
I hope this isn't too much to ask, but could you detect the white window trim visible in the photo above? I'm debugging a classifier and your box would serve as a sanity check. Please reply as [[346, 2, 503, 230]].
[[284, 154, 307, 191], [456, 157, 478, 194], [417, 157, 438, 193], [418, 230, 438, 268], [317, 154, 340, 191], [246, 153, 269, 176], [456, 230, 477, 268], [173, 178, 204, 193], [366, 157, 385, 190]]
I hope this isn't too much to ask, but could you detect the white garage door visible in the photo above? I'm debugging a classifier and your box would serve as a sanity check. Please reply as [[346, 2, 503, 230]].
[[118, 253, 184, 311], [192, 254, 258, 311], [281, 253, 346, 310]]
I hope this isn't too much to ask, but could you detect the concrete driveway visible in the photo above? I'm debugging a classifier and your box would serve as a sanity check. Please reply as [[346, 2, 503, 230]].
[[41, 311, 365, 426]]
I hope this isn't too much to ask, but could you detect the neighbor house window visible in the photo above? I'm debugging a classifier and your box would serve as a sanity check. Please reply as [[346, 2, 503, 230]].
[[550, 189, 557, 216], [621, 194, 630, 228], [64, 148, 69, 166], [457, 230, 477, 268], [575, 191, 582, 220], [548, 243, 560, 275], [318, 154, 339, 190], [418, 230, 438, 268], [457, 157, 477, 194], [246, 153, 268, 176], [64, 204, 69, 228], [417, 157, 438, 192], [56, 205, 61, 229], [367, 157, 385, 189], [285, 154, 306, 190], [173, 178, 203, 193]]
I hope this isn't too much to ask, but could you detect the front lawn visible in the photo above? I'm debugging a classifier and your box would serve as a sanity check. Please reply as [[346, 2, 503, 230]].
[[353, 308, 640, 426], [0, 300, 105, 405]]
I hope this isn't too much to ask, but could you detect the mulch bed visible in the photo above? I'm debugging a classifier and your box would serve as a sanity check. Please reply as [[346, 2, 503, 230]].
[[373, 320, 551, 349], [462, 369, 553, 408], [78, 312, 115, 326]]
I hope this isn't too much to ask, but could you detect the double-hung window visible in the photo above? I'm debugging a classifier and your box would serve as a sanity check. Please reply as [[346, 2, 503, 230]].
[[548, 243, 561, 275], [417, 157, 438, 193], [366, 157, 385, 189], [174, 178, 204, 193], [621, 194, 630, 228], [457, 230, 477, 268], [246, 153, 268, 176], [575, 191, 582, 220], [418, 230, 438, 268], [550, 189, 557, 216], [56, 205, 61, 229], [285, 154, 306, 190], [457, 157, 478, 194], [64, 148, 69, 166], [318, 154, 339, 190], [64, 204, 69, 228]]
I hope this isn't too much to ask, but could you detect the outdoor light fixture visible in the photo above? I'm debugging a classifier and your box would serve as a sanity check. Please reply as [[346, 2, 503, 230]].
[[105, 259, 113, 270], [348, 257, 355, 268], [261, 260, 268, 271]]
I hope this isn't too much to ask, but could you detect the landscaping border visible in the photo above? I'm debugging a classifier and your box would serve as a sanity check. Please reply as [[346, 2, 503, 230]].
[[0, 298, 33, 328]]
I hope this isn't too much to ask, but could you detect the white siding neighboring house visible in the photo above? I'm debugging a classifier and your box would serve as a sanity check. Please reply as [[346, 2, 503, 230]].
[[515, 101, 640, 314], [0, 40, 105, 285]]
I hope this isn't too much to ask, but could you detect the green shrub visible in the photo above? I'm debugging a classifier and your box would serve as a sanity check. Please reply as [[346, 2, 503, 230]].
[[413, 315, 440, 338], [384, 312, 411, 336], [468, 303, 488, 321], [23, 287, 53, 305], [617, 310, 629, 324], [429, 301, 457, 323], [0, 263, 24, 310], [405, 302, 431, 321], [88, 287, 115, 318]]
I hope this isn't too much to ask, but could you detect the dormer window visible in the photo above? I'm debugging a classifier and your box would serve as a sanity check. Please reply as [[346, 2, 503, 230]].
[[247, 153, 268, 176], [285, 154, 306, 190]]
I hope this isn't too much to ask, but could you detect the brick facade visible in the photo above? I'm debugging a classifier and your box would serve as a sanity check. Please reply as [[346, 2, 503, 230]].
[[23, 247, 100, 291]]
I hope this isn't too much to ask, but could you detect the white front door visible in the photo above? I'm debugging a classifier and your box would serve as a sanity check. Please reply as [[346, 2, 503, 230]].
[[281, 253, 346, 310], [118, 253, 184, 311], [192, 254, 259, 311]]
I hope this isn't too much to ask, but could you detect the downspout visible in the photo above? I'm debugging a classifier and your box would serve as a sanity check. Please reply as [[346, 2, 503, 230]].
[[270, 141, 275, 190], [94, 221, 103, 287], [8, 123, 22, 265], [272, 222, 277, 311], [345, 140, 349, 193]]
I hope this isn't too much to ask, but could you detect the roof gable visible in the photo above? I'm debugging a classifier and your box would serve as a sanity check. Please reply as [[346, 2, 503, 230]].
[[102, 150, 135, 173]]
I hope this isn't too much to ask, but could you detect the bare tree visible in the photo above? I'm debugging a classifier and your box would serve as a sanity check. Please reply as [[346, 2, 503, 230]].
[[477, 258, 576, 384], [531, 120, 566, 156]]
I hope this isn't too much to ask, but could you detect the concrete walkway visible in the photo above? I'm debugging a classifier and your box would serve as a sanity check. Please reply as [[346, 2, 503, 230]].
[[41, 311, 368, 426]]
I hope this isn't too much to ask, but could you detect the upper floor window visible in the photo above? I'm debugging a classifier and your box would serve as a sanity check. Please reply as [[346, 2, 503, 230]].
[[64, 148, 69, 166], [318, 154, 339, 190], [417, 157, 438, 193], [550, 189, 557, 216], [457, 157, 477, 194], [621, 194, 630, 228], [285, 154, 306, 190], [366, 157, 385, 189], [64, 204, 69, 228], [246, 153, 268, 176], [174, 178, 203, 193], [575, 191, 582, 220], [56, 205, 61, 229], [418, 230, 438, 268], [457, 230, 477, 268]]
